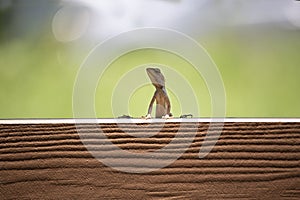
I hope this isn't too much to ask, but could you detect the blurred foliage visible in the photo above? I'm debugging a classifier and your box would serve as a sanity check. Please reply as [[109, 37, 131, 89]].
[[205, 30, 300, 117], [0, 38, 77, 118], [1, 28, 300, 118], [0, 0, 300, 118]]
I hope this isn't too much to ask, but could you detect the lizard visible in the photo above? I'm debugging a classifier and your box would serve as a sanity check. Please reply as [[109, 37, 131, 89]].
[[145, 67, 172, 119]]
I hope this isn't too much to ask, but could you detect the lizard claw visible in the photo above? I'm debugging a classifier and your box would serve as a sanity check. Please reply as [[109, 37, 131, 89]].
[[162, 114, 171, 119], [145, 114, 152, 119]]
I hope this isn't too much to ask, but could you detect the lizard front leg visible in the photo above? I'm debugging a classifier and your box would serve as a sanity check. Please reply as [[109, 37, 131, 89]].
[[162, 96, 171, 119], [145, 94, 156, 119]]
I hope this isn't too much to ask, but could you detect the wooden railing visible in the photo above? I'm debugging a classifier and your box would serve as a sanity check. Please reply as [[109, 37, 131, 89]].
[[1, 119, 299, 199]]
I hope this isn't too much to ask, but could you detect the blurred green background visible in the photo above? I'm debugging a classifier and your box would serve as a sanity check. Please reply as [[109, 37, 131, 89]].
[[0, 0, 300, 118]]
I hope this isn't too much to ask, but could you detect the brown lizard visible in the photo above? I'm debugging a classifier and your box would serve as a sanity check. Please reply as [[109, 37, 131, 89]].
[[145, 68, 171, 119]]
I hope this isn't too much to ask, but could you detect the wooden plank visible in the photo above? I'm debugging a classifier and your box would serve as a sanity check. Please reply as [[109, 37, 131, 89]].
[[0, 121, 299, 199]]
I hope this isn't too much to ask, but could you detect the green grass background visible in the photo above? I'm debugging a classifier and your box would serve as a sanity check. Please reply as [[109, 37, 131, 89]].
[[1, 29, 299, 118]]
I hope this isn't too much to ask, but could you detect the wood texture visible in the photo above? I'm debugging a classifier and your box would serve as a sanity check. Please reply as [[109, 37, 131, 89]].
[[0, 122, 299, 199]]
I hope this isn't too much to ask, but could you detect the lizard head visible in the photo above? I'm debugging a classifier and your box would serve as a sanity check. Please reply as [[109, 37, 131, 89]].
[[146, 68, 165, 88]]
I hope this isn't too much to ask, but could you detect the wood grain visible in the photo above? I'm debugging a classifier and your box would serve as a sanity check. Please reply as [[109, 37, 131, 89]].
[[0, 122, 299, 199]]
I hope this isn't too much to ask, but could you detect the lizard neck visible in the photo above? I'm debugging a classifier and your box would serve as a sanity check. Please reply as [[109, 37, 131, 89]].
[[155, 86, 167, 93]]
